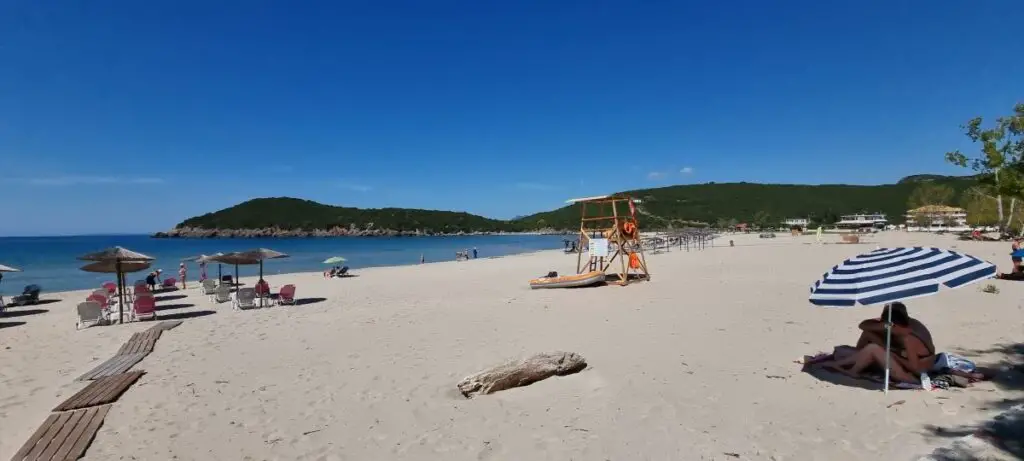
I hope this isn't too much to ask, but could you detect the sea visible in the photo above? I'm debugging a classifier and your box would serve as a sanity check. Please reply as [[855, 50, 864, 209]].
[[0, 234, 566, 293]]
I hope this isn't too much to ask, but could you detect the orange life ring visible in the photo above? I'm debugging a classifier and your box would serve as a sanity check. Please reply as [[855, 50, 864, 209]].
[[629, 252, 641, 269], [622, 221, 637, 237]]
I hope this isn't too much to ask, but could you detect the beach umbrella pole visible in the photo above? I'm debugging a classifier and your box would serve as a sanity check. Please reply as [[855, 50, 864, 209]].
[[883, 306, 892, 394]]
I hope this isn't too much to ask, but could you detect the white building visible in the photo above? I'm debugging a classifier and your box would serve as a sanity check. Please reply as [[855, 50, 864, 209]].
[[784, 218, 809, 228], [836, 212, 888, 229], [905, 205, 969, 232]]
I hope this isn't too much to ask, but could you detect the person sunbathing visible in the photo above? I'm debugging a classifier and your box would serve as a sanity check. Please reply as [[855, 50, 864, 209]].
[[817, 303, 936, 383]]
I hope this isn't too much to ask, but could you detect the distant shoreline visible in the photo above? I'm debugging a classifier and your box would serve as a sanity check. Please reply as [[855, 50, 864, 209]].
[[152, 227, 571, 239]]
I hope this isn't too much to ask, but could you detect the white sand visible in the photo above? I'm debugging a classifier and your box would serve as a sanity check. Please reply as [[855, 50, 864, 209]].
[[2, 232, 1023, 460]]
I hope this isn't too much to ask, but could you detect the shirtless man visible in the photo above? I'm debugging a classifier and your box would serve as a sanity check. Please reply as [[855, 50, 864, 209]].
[[819, 302, 936, 383]]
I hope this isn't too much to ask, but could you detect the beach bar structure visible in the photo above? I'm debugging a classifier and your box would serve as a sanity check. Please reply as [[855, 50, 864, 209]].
[[567, 194, 650, 285]]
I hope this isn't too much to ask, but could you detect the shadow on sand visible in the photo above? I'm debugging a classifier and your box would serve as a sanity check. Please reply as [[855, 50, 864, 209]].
[[0, 321, 27, 329], [155, 303, 196, 311], [922, 342, 1024, 460], [0, 308, 49, 318], [293, 297, 328, 306], [157, 310, 216, 321], [155, 294, 188, 302]]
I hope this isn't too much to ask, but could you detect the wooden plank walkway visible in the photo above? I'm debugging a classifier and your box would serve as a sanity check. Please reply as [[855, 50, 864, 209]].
[[76, 353, 147, 382], [53, 371, 144, 412], [148, 320, 182, 332], [11, 405, 111, 461], [115, 329, 162, 356]]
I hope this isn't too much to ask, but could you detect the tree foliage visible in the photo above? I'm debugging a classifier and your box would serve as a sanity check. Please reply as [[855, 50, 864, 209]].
[[178, 197, 523, 233], [907, 183, 955, 209], [516, 175, 977, 230], [945, 103, 1024, 230]]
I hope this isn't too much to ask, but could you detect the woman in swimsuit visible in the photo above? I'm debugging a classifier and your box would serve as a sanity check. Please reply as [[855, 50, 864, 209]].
[[819, 302, 936, 383]]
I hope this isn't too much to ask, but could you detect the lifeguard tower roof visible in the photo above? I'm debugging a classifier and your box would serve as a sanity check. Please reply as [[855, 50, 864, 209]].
[[565, 195, 642, 204]]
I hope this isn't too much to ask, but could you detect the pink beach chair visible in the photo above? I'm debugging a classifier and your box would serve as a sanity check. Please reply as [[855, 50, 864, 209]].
[[134, 284, 151, 298], [161, 278, 177, 289], [132, 295, 157, 321], [277, 284, 296, 305], [102, 282, 117, 295], [255, 280, 271, 298], [86, 293, 109, 310]]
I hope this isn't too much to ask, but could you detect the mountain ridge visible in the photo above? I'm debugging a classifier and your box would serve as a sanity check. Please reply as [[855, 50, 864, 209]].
[[155, 174, 979, 237]]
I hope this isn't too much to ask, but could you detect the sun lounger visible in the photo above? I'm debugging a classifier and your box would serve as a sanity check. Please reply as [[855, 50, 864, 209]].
[[255, 280, 271, 298], [161, 278, 177, 289], [102, 282, 117, 295], [213, 284, 231, 303], [11, 284, 41, 306], [132, 295, 157, 321], [76, 301, 108, 329], [201, 279, 217, 297], [233, 287, 257, 310], [277, 284, 296, 305]]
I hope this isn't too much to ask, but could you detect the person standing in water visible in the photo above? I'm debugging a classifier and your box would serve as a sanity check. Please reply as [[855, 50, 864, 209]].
[[472, 247, 478, 259], [178, 262, 187, 289]]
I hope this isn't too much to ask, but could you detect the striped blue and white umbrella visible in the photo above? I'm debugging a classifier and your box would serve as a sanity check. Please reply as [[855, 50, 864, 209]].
[[809, 247, 996, 393], [809, 247, 997, 307]]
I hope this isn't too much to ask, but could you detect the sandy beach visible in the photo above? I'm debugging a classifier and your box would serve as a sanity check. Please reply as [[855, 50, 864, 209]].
[[2, 232, 1022, 460]]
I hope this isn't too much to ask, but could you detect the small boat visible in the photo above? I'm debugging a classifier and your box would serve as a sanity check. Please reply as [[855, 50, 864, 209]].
[[529, 270, 606, 289]]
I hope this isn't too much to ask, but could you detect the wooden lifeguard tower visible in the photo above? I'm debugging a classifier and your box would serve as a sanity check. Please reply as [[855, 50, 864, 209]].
[[567, 194, 650, 285]]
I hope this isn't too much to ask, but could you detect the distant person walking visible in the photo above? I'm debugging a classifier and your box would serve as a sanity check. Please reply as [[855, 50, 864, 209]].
[[179, 262, 187, 289], [472, 247, 478, 259], [420, 254, 425, 264], [199, 261, 207, 281], [1012, 238, 1022, 272]]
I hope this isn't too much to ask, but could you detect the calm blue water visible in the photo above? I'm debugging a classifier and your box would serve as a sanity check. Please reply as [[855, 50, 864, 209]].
[[0, 235, 565, 293]]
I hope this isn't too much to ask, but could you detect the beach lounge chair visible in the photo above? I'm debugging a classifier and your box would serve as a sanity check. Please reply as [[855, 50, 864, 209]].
[[11, 284, 41, 306], [76, 301, 108, 329], [86, 293, 109, 310], [212, 284, 231, 303], [132, 295, 157, 321], [277, 284, 296, 305], [255, 280, 271, 297], [102, 282, 117, 295], [161, 278, 177, 290], [233, 287, 257, 310], [201, 279, 217, 297]]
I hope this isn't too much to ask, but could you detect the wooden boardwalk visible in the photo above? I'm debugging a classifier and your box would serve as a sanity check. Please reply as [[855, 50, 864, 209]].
[[76, 353, 147, 382], [148, 320, 182, 332], [11, 405, 111, 461], [12, 319, 186, 459], [116, 329, 162, 356], [53, 371, 144, 412]]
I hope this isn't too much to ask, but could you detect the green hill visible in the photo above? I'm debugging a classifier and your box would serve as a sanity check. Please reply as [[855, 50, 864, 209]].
[[174, 197, 521, 234], [167, 174, 980, 236], [512, 175, 978, 229]]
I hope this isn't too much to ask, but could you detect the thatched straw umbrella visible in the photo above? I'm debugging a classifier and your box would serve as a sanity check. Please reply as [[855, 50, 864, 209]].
[[77, 246, 155, 323], [234, 248, 289, 307], [0, 263, 20, 304], [183, 253, 225, 283]]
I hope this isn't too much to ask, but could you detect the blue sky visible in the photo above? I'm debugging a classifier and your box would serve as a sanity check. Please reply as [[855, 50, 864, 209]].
[[1, 1, 1021, 235]]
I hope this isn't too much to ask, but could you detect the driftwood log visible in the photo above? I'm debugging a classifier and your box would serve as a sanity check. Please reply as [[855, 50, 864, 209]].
[[457, 351, 587, 398]]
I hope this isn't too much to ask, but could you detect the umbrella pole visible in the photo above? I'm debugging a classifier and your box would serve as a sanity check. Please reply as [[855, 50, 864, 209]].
[[218, 264, 223, 283], [117, 261, 124, 324], [259, 260, 264, 307], [883, 307, 892, 394]]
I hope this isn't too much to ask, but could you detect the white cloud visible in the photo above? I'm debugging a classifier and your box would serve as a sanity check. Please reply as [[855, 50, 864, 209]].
[[647, 171, 666, 180], [515, 182, 556, 191], [680, 166, 694, 174], [17, 176, 165, 186]]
